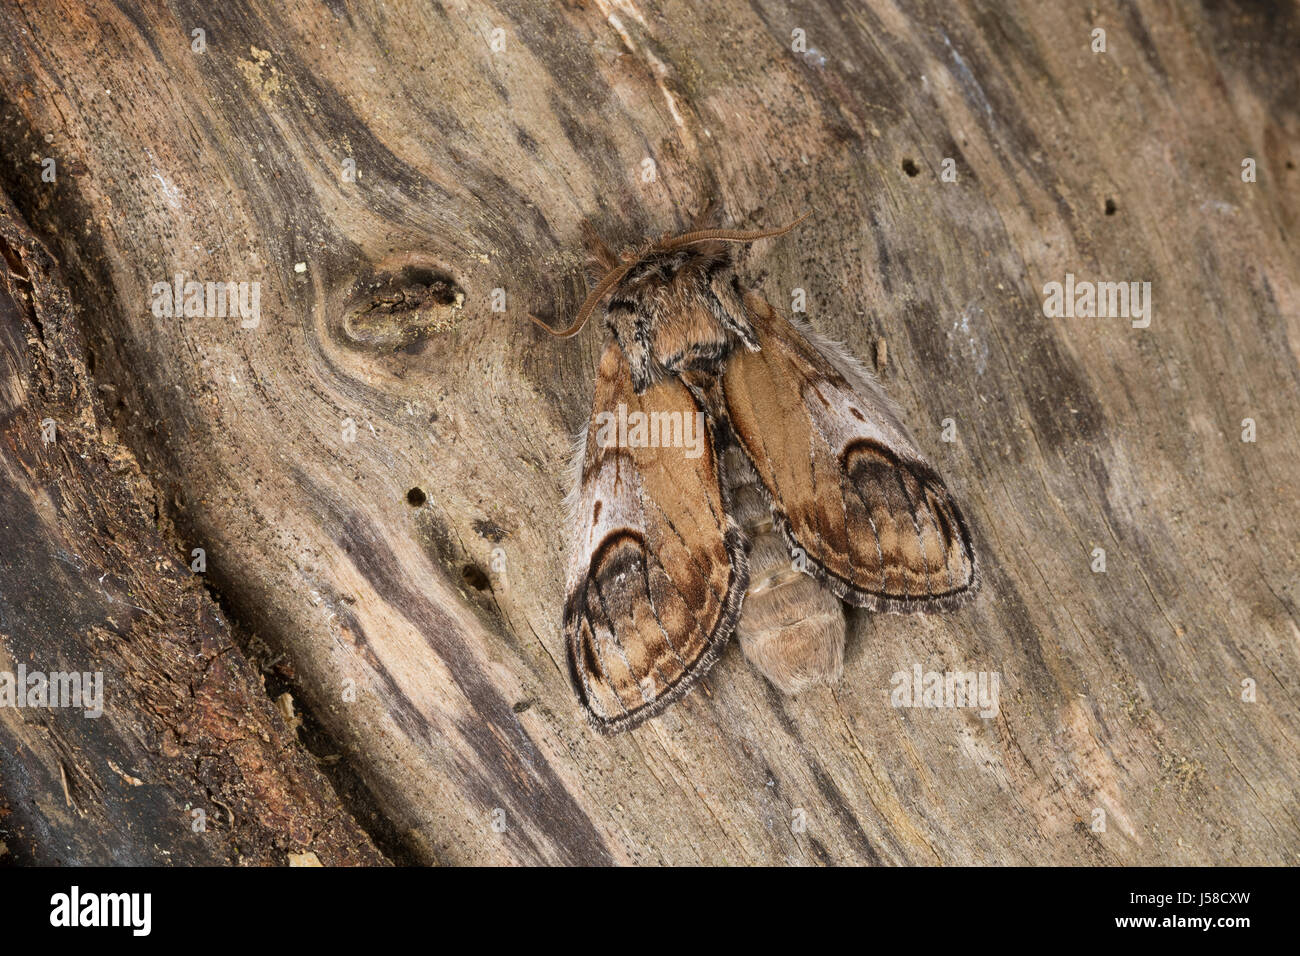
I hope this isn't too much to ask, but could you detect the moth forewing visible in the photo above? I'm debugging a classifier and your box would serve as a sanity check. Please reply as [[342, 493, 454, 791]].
[[721, 295, 977, 612], [562, 339, 747, 733]]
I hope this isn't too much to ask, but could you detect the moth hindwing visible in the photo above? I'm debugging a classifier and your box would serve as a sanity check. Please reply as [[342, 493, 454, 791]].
[[546, 215, 977, 733]]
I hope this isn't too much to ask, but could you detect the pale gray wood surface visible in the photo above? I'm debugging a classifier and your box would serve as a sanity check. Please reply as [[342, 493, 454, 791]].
[[0, 0, 1295, 864]]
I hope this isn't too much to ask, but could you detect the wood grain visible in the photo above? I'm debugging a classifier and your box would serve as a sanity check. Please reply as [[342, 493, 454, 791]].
[[0, 190, 384, 865], [0, 0, 1296, 864]]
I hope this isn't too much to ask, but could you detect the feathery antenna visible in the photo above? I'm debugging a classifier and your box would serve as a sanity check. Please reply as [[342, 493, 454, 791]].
[[527, 211, 808, 338]]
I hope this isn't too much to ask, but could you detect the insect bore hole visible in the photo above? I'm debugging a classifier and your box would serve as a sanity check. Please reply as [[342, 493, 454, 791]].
[[902, 158, 920, 177], [462, 563, 490, 591], [1104, 197, 1118, 216], [406, 486, 427, 507]]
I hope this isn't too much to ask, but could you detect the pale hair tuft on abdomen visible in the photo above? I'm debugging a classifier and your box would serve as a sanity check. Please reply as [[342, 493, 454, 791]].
[[724, 448, 846, 694]]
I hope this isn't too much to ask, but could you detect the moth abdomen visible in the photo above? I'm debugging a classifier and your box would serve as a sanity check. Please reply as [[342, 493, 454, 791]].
[[725, 449, 846, 694]]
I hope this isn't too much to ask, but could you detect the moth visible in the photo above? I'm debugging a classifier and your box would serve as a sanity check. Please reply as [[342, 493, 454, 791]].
[[531, 205, 977, 734]]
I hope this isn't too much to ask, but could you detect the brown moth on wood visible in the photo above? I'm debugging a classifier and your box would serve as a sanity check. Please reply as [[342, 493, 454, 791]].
[[531, 204, 978, 734]]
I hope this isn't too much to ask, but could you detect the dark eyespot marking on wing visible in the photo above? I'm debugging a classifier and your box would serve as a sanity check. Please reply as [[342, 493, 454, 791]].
[[580, 631, 601, 678]]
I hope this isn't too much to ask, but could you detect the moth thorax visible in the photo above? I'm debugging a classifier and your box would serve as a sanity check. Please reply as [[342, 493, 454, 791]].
[[725, 449, 847, 694]]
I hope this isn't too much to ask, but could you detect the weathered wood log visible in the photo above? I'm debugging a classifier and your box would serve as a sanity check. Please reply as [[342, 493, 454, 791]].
[[0, 0, 1296, 865], [0, 191, 385, 865]]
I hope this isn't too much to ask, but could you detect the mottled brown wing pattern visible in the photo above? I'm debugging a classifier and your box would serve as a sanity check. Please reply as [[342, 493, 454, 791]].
[[721, 295, 976, 611], [564, 338, 748, 733]]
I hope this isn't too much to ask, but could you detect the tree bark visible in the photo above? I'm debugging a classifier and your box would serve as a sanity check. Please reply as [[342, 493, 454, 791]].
[[0, 190, 385, 865], [0, 0, 1296, 865]]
